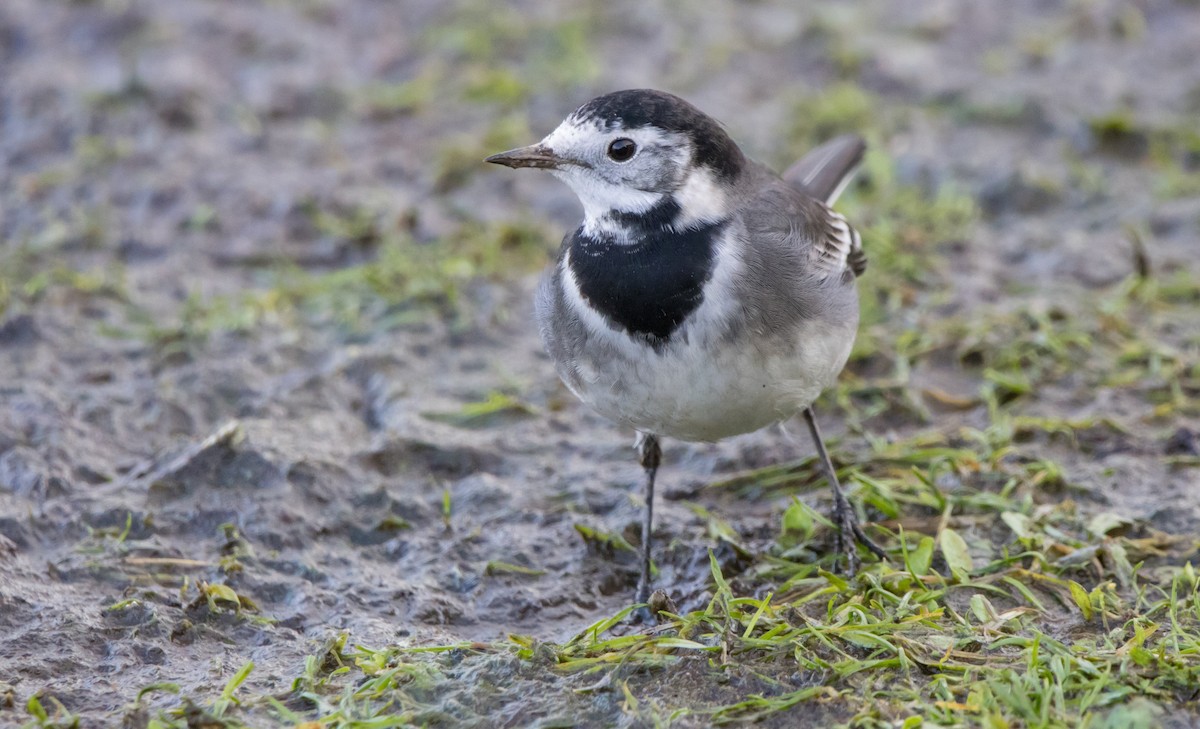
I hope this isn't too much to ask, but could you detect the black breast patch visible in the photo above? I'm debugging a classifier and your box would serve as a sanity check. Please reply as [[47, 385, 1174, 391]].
[[568, 201, 724, 345]]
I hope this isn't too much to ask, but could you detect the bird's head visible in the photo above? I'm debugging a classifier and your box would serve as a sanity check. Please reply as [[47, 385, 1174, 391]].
[[487, 89, 746, 231]]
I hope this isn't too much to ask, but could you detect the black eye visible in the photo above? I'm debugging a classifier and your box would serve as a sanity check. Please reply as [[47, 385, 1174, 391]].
[[607, 138, 637, 162]]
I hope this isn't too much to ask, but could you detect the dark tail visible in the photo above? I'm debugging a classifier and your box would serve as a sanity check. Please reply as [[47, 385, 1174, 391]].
[[782, 134, 866, 205]]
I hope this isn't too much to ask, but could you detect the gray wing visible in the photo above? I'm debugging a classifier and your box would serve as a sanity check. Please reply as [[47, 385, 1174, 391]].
[[782, 136, 868, 279], [731, 167, 864, 338], [781, 135, 867, 278], [808, 206, 865, 279], [745, 154, 867, 285]]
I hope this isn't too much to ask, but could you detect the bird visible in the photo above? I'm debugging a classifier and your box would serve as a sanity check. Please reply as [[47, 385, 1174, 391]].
[[486, 89, 886, 615]]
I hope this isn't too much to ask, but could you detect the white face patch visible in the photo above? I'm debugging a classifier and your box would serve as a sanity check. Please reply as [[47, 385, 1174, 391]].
[[540, 118, 695, 232], [673, 166, 728, 228]]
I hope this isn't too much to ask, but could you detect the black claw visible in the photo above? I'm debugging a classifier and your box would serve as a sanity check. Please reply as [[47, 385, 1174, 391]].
[[833, 494, 861, 574], [830, 485, 888, 573], [853, 522, 889, 560]]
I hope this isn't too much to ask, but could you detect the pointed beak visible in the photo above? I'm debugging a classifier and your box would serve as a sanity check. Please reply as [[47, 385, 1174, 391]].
[[484, 144, 569, 170]]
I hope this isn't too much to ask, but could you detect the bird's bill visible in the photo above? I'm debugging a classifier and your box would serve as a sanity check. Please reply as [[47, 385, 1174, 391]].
[[484, 144, 566, 170]]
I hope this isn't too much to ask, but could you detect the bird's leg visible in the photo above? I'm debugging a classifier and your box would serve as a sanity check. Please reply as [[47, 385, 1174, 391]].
[[802, 407, 886, 573], [634, 432, 661, 611]]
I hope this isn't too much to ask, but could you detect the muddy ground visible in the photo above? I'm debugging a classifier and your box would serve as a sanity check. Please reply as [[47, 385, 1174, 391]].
[[1, 0, 1199, 726]]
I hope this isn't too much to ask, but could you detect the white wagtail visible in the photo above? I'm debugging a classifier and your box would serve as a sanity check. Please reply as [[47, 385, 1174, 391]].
[[487, 89, 886, 611]]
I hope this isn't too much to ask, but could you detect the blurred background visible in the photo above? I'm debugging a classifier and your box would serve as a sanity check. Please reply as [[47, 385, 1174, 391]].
[[3, 0, 1197, 335], [1, 0, 1198, 725]]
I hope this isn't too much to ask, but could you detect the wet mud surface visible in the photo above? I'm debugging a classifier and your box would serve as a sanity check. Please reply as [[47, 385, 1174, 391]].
[[1, 0, 1199, 726]]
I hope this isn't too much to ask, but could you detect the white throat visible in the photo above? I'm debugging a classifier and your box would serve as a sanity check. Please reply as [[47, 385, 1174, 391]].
[[561, 165, 731, 241], [553, 168, 662, 219], [550, 168, 658, 241]]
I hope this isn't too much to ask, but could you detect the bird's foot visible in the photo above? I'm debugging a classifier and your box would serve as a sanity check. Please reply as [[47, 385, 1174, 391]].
[[831, 487, 887, 575]]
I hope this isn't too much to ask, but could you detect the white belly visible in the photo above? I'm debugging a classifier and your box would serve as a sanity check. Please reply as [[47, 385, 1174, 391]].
[[565, 317, 855, 442]]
